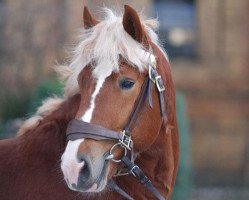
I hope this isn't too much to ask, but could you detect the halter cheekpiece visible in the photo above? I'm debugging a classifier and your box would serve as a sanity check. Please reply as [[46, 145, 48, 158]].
[[66, 51, 167, 200]]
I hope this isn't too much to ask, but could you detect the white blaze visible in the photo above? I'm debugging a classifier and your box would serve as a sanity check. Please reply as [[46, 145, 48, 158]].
[[61, 73, 108, 190], [61, 139, 85, 186], [81, 76, 106, 122]]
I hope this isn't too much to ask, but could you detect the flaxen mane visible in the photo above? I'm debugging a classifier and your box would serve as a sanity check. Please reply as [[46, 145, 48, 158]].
[[20, 8, 169, 136], [56, 8, 168, 97]]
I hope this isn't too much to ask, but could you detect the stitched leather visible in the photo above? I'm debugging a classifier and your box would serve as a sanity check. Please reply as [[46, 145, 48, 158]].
[[67, 119, 123, 141]]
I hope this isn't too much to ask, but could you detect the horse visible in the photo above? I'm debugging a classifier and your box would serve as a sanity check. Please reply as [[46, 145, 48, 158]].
[[0, 5, 179, 200]]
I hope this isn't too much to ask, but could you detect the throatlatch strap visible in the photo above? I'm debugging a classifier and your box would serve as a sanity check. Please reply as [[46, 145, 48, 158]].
[[121, 156, 166, 200]]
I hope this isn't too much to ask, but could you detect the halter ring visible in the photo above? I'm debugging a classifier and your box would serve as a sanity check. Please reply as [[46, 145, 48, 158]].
[[109, 143, 127, 163]]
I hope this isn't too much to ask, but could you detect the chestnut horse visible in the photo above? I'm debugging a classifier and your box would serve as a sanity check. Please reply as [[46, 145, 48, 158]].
[[0, 5, 179, 200]]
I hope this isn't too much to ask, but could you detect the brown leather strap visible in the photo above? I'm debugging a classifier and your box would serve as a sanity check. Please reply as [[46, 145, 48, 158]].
[[124, 77, 151, 134], [158, 90, 166, 117], [149, 66, 166, 117], [122, 156, 166, 200], [124, 68, 166, 134], [66, 119, 123, 141]]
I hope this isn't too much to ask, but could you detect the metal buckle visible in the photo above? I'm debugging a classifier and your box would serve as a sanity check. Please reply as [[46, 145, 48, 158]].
[[149, 66, 165, 92], [149, 66, 156, 83], [119, 130, 133, 150], [155, 76, 165, 92]]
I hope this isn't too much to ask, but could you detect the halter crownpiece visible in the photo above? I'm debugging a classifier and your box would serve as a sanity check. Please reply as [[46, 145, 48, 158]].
[[66, 51, 167, 200]]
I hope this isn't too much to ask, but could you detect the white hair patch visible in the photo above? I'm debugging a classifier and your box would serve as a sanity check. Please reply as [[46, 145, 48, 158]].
[[56, 8, 168, 98], [81, 75, 107, 123]]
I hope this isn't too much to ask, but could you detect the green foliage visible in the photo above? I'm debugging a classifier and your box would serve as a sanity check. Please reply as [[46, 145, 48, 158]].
[[0, 79, 62, 120], [0, 78, 62, 136], [0, 122, 3, 134], [29, 79, 63, 113], [171, 92, 192, 200], [0, 90, 32, 122]]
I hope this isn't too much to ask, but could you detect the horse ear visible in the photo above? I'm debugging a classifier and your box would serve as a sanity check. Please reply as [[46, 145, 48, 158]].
[[83, 6, 99, 29], [123, 5, 144, 43]]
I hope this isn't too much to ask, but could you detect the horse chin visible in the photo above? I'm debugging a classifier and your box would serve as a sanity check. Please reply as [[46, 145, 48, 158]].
[[76, 178, 108, 193], [84, 172, 108, 193], [67, 161, 109, 193], [86, 176, 108, 193], [66, 174, 108, 193], [79, 181, 106, 193]]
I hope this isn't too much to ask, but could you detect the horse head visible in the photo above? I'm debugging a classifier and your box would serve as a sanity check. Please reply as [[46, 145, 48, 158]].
[[60, 5, 177, 196]]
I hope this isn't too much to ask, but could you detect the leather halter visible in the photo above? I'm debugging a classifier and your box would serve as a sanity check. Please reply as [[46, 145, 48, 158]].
[[66, 52, 167, 200]]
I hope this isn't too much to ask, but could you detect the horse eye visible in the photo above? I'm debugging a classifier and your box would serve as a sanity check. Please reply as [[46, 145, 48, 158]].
[[119, 79, 135, 90]]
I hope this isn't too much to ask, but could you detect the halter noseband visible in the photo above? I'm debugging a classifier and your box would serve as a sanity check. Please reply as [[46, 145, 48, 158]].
[[66, 52, 166, 200]]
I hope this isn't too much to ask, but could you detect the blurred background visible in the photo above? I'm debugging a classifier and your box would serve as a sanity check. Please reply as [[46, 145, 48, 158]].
[[0, 0, 248, 199]]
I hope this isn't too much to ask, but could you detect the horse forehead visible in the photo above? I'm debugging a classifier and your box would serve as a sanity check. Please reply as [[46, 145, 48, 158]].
[[78, 69, 113, 123], [79, 63, 144, 104]]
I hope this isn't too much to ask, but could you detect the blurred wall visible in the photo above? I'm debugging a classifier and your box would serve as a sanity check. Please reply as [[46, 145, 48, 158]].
[[83, 0, 152, 15], [0, 0, 69, 121], [173, 0, 249, 186]]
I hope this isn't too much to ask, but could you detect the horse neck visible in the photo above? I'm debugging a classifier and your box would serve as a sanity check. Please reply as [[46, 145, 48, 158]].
[[18, 94, 81, 162], [140, 123, 178, 190], [114, 123, 177, 199]]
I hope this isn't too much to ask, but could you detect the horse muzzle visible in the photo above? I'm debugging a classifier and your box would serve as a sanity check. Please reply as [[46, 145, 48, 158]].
[[61, 145, 109, 193]]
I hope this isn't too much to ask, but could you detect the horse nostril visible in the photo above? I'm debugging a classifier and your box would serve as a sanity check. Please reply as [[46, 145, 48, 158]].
[[71, 183, 77, 189], [79, 161, 91, 184], [78, 157, 85, 163], [77, 153, 87, 164]]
